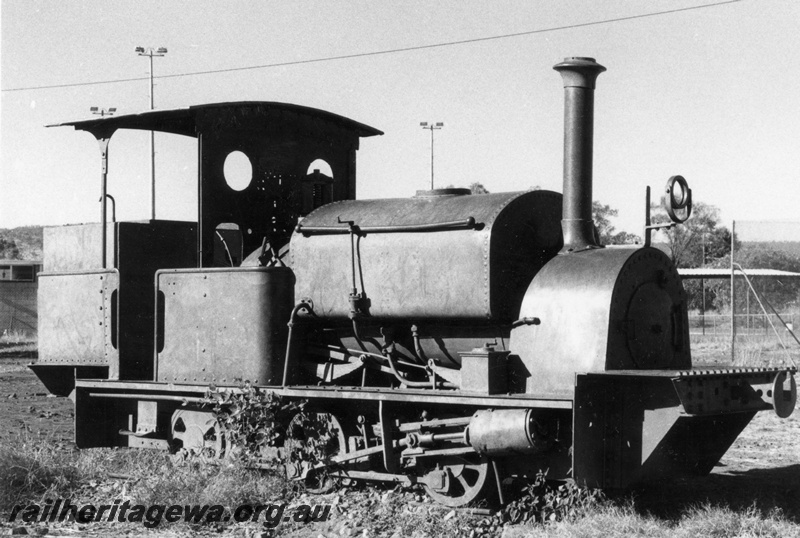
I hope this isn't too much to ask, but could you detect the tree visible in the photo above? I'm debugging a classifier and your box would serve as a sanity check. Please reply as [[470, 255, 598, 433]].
[[592, 202, 617, 243], [592, 201, 641, 245], [0, 226, 43, 260], [0, 237, 20, 259], [650, 201, 736, 268], [607, 231, 641, 245], [443, 182, 489, 194], [468, 182, 490, 194]]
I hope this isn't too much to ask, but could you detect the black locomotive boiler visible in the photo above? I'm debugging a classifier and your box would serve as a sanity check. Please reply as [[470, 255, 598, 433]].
[[33, 57, 796, 506]]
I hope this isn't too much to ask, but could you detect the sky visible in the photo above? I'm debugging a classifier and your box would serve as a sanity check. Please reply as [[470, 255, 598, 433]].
[[1, 0, 799, 240]]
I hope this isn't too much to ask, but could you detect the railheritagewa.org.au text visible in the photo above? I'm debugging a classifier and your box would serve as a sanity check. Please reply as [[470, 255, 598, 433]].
[[8, 499, 331, 528]]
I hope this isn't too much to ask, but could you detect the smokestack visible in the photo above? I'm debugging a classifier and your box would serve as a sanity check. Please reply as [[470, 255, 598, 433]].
[[553, 57, 606, 253]]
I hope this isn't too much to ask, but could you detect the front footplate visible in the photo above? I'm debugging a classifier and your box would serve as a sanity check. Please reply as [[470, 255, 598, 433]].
[[672, 368, 796, 418], [573, 367, 796, 489]]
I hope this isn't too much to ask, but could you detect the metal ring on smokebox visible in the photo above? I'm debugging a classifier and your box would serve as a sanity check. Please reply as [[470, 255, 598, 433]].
[[665, 175, 692, 223]]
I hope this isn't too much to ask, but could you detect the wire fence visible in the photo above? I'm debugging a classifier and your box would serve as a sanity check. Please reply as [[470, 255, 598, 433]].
[[0, 281, 38, 336], [689, 313, 795, 336], [673, 220, 800, 367], [718, 220, 800, 366]]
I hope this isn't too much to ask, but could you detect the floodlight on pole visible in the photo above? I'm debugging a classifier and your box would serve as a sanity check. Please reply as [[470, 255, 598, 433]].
[[420, 122, 444, 190], [136, 46, 168, 220]]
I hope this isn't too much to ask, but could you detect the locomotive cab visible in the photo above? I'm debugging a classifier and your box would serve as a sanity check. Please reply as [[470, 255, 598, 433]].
[[35, 103, 382, 393]]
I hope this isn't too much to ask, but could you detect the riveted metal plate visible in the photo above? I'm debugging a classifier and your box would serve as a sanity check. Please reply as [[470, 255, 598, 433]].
[[37, 270, 119, 368], [574, 372, 758, 488], [291, 190, 562, 322], [156, 267, 294, 385]]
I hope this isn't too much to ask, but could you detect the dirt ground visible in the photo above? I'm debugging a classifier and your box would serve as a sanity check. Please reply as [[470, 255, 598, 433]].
[[0, 355, 74, 448], [1, 342, 799, 535]]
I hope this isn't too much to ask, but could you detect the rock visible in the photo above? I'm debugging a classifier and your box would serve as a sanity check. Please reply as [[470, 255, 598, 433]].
[[11, 527, 28, 535]]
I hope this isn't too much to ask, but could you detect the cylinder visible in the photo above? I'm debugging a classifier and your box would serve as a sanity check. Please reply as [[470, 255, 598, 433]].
[[553, 57, 606, 252], [465, 409, 552, 456]]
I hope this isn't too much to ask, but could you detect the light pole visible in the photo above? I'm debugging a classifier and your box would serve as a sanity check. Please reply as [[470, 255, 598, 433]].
[[420, 122, 443, 190], [136, 46, 167, 220], [701, 231, 708, 334]]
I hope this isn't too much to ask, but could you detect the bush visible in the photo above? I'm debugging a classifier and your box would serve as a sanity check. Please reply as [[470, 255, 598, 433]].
[[500, 471, 604, 525]]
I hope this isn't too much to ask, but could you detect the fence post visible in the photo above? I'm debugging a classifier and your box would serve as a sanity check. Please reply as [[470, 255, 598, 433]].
[[730, 220, 736, 362]]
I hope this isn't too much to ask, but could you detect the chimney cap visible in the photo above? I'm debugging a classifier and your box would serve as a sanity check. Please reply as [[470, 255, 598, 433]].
[[553, 57, 606, 89]]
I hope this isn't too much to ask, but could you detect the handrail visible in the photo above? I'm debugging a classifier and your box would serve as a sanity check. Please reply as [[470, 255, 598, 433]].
[[296, 217, 477, 236]]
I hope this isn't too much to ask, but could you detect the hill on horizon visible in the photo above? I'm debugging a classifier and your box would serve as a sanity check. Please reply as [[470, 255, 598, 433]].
[[0, 226, 43, 261]]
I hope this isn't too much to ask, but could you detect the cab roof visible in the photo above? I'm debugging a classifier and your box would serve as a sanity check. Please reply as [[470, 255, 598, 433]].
[[48, 101, 383, 139]]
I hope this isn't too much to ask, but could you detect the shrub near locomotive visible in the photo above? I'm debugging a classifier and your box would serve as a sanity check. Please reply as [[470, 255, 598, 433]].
[[34, 57, 796, 506]]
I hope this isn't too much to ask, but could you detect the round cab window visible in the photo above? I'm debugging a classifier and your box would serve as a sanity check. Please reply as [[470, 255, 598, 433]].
[[223, 151, 252, 191]]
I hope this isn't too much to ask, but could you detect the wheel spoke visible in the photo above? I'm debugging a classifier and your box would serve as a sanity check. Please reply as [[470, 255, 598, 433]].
[[170, 410, 226, 459], [423, 456, 492, 507]]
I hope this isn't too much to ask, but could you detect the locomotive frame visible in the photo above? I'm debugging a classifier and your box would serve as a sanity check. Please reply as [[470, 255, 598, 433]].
[[33, 57, 796, 507]]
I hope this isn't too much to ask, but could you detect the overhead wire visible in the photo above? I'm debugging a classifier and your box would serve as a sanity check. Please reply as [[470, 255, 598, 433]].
[[2, 0, 741, 93]]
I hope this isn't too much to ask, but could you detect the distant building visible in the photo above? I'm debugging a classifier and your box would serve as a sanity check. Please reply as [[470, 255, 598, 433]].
[[0, 259, 42, 336]]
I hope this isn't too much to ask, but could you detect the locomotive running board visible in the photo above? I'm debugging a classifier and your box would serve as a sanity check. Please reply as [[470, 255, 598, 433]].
[[573, 367, 796, 489], [74, 380, 573, 408], [73, 380, 571, 449]]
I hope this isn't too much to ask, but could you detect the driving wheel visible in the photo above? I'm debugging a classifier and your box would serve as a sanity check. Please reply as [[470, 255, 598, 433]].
[[284, 412, 347, 493], [424, 454, 494, 507], [170, 409, 228, 459]]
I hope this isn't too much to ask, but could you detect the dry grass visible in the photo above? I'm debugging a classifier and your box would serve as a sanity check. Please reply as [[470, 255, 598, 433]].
[[0, 330, 37, 359], [1, 430, 149, 510], [0, 329, 36, 345], [1, 430, 94, 509], [690, 334, 799, 369], [130, 457, 290, 509], [503, 502, 800, 538], [2, 433, 799, 537], [0, 429, 289, 520]]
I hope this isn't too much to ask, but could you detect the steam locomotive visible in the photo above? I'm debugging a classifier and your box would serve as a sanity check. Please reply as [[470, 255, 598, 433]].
[[33, 57, 796, 506]]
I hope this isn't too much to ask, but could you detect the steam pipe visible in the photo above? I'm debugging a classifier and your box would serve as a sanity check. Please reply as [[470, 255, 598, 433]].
[[553, 57, 606, 253], [282, 301, 315, 387]]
